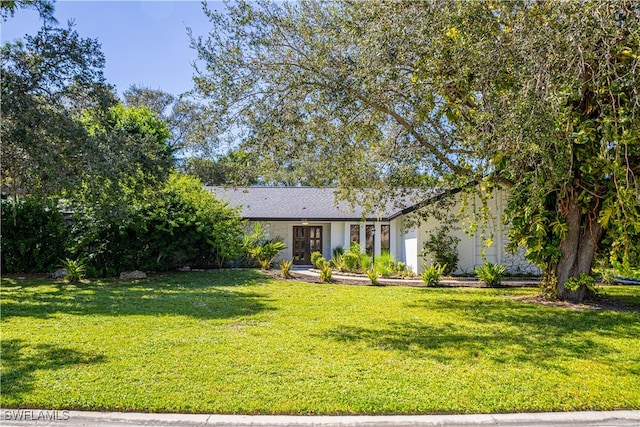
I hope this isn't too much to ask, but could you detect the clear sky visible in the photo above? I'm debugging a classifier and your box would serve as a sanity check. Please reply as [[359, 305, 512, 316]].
[[1, 0, 220, 97]]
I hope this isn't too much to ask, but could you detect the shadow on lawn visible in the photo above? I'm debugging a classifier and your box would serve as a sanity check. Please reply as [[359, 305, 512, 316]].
[[0, 270, 276, 321], [1, 339, 107, 402], [323, 293, 640, 374]]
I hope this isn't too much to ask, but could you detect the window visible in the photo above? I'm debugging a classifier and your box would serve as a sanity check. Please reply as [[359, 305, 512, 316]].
[[381, 224, 390, 253], [350, 225, 359, 246]]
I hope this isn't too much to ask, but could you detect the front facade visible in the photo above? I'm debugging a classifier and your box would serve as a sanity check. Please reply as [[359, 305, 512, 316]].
[[209, 187, 538, 275]]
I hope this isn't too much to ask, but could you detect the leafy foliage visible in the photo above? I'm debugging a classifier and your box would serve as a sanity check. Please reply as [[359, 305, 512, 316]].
[[421, 225, 460, 275], [367, 269, 379, 285], [421, 264, 446, 287], [564, 273, 597, 294], [342, 252, 361, 272], [1, 0, 56, 23], [1, 24, 118, 200], [0, 199, 68, 273], [319, 263, 332, 283], [280, 259, 293, 278], [475, 262, 507, 288], [331, 253, 346, 272], [182, 152, 259, 186], [61, 258, 87, 283], [123, 85, 217, 158], [374, 252, 396, 277], [243, 223, 286, 270], [310, 251, 325, 269], [72, 173, 245, 276]]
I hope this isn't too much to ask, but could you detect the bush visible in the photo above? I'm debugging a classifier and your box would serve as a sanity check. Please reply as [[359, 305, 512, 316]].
[[311, 251, 325, 269], [421, 225, 460, 275], [74, 173, 245, 276], [1, 198, 69, 273], [565, 272, 597, 293], [421, 263, 446, 287], [475, 261, 507, 287], [360, 254, 372, 271], [331, 253, 346, 272], [249, 238, 286, 270], [62, 258, 87, 283], [374, 252, 396, 277], [343, 252, 361, 272], [332, 246, 344, 258], [367, 268, 379, 285], [319, 263, 332, 282], [280, 259, 293, 278]]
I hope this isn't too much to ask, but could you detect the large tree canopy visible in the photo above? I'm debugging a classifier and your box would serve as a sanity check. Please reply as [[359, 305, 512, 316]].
[[1, 24, 171, 203], [123, 85, 217, 157], [192, 0, 640, 301]]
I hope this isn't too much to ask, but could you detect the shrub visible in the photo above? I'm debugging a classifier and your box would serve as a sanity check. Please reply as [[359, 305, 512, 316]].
[[421, 263, 446, 287], [360, 254, 372, 271], [421, 225, 460, 275], [374, 252, 396, 277], [475, 261, 507, 287], [243, 223, 287, 270], [73, 173, 245, 276], [319, 263, 333, 282], [343, 252, 361, 272], [367, 268, 379, 285], [565, 272, 597, 293], [349, 242, 362, 254], [331, 253, 346, 272], [249, 238, 287, 270], [1, 198, 69, 274], [280, 259, 293, 278], [62, 258, 87, 283], [311, 251, 325, 269]]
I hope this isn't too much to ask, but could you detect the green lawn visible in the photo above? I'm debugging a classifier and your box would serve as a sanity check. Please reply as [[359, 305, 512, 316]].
[[1, 271, 639, 414]]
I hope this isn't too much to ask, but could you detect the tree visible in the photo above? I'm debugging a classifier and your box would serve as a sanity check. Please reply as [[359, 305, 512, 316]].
[[123, 85, 217, 157], [77, 103, 173, 203], [182, 151, 260, 186], [192, 0, 639, 302], [1, 25, 174, 208], [1, 23, 117, 200], [1, 0, 56, 23]]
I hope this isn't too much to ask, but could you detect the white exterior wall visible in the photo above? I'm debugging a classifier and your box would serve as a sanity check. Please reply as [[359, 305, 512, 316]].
[[267, 221, 291, 262], [415, 189, 539, 275]]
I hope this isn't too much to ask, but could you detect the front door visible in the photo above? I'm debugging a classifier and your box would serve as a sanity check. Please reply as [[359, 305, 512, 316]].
[[292, 226, 322, 265]]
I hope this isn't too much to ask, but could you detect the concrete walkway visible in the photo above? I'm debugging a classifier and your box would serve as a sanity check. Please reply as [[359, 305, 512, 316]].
[[1, 409, 639, 427]]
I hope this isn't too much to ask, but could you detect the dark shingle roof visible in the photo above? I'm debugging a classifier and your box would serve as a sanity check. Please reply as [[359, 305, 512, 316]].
[[207, 187, 426, 221]]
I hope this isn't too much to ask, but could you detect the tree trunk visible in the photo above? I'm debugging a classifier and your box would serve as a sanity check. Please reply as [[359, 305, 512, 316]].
[[552, 190, 603, 302]]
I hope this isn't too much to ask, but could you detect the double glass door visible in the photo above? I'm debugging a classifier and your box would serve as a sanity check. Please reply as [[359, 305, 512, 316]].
[[293, 226, 322, 265]]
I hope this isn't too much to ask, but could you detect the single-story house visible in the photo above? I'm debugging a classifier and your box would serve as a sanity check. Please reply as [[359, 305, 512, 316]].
[[208, 186, 538, 275]]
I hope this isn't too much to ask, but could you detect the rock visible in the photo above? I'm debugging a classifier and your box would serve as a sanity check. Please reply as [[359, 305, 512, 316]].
[[119, 270, 147, 280], [49, 268, 68, 279], [178, 266, 191, 272]]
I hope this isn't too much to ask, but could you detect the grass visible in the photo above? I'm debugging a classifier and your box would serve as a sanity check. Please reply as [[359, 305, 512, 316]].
[[1, 270, 639, 414]]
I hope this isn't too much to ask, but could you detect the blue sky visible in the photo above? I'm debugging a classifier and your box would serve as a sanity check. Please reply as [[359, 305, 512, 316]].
[[1, 1, 221, 97]]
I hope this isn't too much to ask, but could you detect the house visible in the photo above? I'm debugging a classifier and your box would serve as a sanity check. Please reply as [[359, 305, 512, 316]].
[[208, 186, 538, 275]]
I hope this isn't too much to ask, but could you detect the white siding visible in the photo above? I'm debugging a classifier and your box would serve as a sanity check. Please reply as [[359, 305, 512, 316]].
[[417, 189, 539, 275]]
